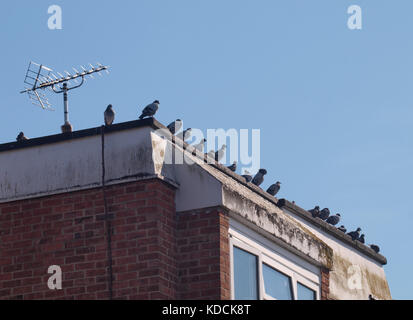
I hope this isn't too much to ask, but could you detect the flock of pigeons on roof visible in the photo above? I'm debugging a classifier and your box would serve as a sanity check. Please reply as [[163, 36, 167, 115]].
[[307, 206, 380, 253], [15, 100, 381, 255]]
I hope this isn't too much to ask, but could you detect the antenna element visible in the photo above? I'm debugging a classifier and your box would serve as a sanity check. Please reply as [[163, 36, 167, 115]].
[[21, 62, 110, 133]]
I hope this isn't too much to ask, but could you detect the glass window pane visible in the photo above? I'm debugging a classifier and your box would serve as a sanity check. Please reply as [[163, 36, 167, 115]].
[[263, 264, 293, 300], [233, 247, 258, 300], [297, 283, 316, 300]]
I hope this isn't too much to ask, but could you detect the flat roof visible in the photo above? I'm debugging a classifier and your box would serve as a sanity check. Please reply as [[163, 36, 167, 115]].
[[0, 118, 163, 153], [0, 118, 387, 265]]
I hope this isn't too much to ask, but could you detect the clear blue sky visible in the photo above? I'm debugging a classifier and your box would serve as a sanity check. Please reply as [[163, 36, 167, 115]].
[[0, 1, 412, 299]]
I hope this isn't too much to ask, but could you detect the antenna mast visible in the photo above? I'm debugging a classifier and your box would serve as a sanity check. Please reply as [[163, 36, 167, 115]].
[[20, 62, 110, 133]]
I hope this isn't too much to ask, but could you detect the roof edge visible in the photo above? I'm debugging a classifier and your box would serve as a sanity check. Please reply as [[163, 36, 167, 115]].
[[0, 118, 166, 153], [277, 199, 387, 266]]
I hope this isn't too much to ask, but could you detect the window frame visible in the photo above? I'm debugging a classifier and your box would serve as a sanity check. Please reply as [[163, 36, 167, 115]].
[[231, 244, 261, 300], [261, 257, 295, 300], [229, 221, 320, 301]]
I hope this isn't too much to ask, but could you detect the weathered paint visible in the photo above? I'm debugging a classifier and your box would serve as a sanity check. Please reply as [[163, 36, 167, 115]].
[[0, 126, 158, 203], [164, 142, 333, 269], [282, 208, 391, 300]]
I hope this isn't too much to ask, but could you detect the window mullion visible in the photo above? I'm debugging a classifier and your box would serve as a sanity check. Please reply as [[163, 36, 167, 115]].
[[258, 253, 264, 300], [292, 273, 298, 300]]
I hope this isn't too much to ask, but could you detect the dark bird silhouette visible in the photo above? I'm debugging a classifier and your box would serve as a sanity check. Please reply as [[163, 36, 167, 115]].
[[242, 170, 253, 183], [227, 161, 237, 172], [192, 139, 207, 155], [16, 132, 28, 142], [347, 228, 362, 241], [370, 245, 380, 254], [167, 119, 182, 135], [104, 104, 115, 126], [139, 100, 159, 120], [308, 206, 320, 218], [215, 145, 227, 162], [176, 128, 192, 141], [252, 169, 267, 187], [267, 182, 281, 196], [319, 208, 330, 221], [337, 225, 347, 233], [326, 214, 341, 226], [358, 234, 365, 244]]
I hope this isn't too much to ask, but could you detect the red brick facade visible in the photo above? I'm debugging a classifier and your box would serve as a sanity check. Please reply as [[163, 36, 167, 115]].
[[321, 268, 330, 300], [0, 179, 231, 300], [0, 177, 331, 300], [176, 208, 230, 300]]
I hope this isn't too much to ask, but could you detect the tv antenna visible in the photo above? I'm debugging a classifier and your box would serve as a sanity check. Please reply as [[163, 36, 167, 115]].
[[20, 61, 110, 133]]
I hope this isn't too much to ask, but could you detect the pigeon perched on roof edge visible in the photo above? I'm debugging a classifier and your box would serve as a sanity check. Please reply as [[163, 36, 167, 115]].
[[326, 214, 341, 226], [167, 119, 182, 135], [192, 139, 207, 155], [267, 182, 281, 196], [370, 244, 380, 253], [139, 100, 159, 120], [242, 170, 253, 183], [215, 145, 227, 162], [104, 104, 115, 126], [308, 206, 320, 218], [227, 161, 237, 172], [347, 228, 362, 241], [16, 132, 28, 142], [252, 169, 267, 187], [319, 208, 330, 221], [337, 225, 347, 233]]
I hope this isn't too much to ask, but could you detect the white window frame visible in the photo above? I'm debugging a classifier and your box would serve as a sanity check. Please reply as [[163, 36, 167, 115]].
[[229, 220, 320, 300]]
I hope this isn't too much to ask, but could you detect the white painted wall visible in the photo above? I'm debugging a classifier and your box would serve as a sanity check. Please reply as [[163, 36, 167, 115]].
[[283, 208, 391, 300], [0, 126, 155, 202], [0, 136, 102, 202]]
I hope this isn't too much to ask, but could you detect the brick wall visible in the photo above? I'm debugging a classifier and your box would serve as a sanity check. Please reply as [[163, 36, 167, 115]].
[[0, 179, 231, 300], [176, 207, 230, 300], [321, 268, 330, 300], [0, 177, 326, 301], [0, 179, 177, 300]]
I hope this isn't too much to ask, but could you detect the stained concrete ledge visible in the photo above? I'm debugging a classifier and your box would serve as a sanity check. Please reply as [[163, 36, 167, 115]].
[[277, 199, 387, 266]]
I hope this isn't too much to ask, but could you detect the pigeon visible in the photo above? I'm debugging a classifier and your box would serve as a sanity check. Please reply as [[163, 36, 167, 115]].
[[139, 100, 159, 120], [176, 128, 192, 141], [326, 214, 341, 226], [167, 119, 182, 135], [337, 225, 347, 233], [16, 132, 28, 142], [267, 182, 281, 196], [347, 228, 362, 241], [358, 234, 365, 244], [370, 245, 380, 254], [308, 206, 320, 218], [319, 208, 330, 221], [227, 161, 237, 172], [215, 145, 227, 162], [252, 169, 267, 187], [192, 139, 207, 155], [242, 170, 253, 183], [104, 104, 115, 126], [206, 150, 216, 161]]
